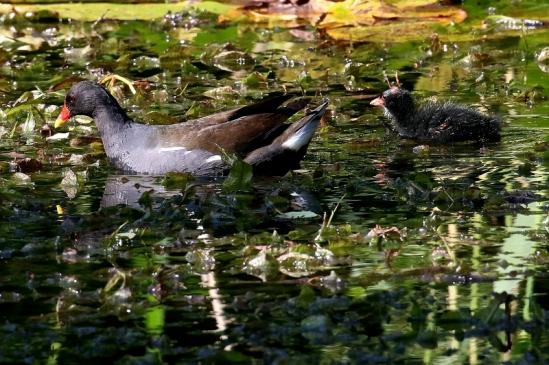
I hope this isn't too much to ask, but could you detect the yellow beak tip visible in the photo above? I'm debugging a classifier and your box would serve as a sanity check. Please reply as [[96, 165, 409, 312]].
[[54, 118, 66, 129]]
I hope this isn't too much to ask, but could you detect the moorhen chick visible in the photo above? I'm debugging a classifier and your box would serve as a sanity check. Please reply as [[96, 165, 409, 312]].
[[370, 87, 502, 143], [54, 81, 327, 176]]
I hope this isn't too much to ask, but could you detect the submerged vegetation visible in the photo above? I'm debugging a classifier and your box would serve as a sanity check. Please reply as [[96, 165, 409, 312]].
[[0, 0, 548, 363]]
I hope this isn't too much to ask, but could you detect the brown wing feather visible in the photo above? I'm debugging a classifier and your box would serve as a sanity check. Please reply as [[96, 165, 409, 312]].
[[181, 94, 294, 130], [151, 96, 309, 153], [183, 113, 290, 154]]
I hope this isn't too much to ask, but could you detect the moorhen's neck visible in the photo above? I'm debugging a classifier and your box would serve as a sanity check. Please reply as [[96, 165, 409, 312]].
[[92, 91, 133, 128], [90, 93, 140, 163]]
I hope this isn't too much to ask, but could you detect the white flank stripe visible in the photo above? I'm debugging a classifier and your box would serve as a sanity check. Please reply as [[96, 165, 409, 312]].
[[205, 155, 222, 163], [159, 146, 186, 152]]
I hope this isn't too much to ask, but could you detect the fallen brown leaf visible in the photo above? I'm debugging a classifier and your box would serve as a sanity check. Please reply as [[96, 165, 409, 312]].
[[17, 158, 43, 173]]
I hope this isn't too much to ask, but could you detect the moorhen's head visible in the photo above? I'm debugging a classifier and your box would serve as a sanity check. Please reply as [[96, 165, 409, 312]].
[[54, 81, 115, 128], [370, 87, 415, 121]]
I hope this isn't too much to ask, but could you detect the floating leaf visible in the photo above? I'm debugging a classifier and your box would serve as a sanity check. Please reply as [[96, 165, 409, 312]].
[[203, 85, 238, 99], [243, 71, 268, 88], [223, 159, 253, 193], [138, 190, 153, 211], [16, 158, 42, 173], [412, 144, 430, 155], [21, 111, 35, 137], [40, 124, 52, 137], [60, 169, 79, 199], [69, 136, 102, 147], [0, 2, 236, 22], [64, 45, 94, 64], [482, 15, 547, 32], [538, 47, 549, 64], [162, 172, 194, 189], [67, 154, 85, 165], [276, 211, 319, 220], [416, 329, 438, 349], [116, 231, 137, 240], [213, 50, 254, 72], [132, 56, 161, 74], [243, 250, 279, 282], [103, 269, 126, 293], [47, 132, 70, 141], [300, 315, 331, 342], [277, 251, 321, 277], [185, 249, 215, 273], [12, 172, 31, 185], [224, 0, 467, 42], [296, 285, 316, 308], [364, 225, 403, 244], [537, 46, 549, 72]]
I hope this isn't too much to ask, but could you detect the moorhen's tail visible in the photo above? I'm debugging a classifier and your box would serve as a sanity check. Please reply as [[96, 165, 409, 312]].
[[242, 97, 311, 153], [244, 100, 328, 175]]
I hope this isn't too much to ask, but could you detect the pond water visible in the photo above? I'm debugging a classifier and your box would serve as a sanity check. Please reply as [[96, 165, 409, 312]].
[[0, 1, 548, 364]]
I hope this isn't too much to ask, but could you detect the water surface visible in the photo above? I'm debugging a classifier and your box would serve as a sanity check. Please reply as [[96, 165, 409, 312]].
[[0, 2, 548, 364]]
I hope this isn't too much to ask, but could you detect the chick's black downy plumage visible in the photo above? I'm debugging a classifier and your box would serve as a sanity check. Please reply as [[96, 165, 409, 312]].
[[371, 87, 502, 143]]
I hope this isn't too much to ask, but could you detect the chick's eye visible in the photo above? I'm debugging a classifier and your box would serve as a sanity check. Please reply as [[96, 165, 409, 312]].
[[66, 95, 75, 105]]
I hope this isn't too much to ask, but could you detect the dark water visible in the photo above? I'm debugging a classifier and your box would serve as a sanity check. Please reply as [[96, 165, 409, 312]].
[[0, 2, 548, 364]]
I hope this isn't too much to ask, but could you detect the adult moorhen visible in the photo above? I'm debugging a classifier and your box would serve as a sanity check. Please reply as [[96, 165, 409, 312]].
[[370, 87, 502, 143], [55, 81, 327, 176]]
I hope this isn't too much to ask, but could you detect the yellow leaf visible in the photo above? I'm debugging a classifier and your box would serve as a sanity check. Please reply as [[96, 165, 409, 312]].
[[0, 1, 236, 22], [223, 0, 468, 42]]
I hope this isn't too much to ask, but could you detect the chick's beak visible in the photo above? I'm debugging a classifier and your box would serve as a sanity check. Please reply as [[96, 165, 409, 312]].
[[54, 104, 71, 128], [370, 96, 384, 107]]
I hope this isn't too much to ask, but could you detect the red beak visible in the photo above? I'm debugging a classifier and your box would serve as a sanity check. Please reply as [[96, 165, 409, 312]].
[[54, 104, 71, 128], [370, 96, 384, 107]]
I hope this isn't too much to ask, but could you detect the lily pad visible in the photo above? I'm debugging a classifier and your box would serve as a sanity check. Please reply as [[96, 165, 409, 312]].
[[223, 159, 253, 193], [276, 211, 319, 220], [60, 169, 79, 199], [47, 132, 70, 141], [223, 0, 467, 42], [0, 1, 236, 22]]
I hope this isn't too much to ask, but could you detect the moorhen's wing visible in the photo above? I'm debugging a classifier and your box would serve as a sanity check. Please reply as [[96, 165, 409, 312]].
[[153, 97, 310, 154], [181, 94, 294, 129], [182, 112, 296, 154], [195, 98, 311, 154]]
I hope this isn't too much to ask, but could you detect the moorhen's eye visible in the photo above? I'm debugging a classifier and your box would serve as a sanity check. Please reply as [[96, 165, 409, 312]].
[[66, 95, 75, 105]]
